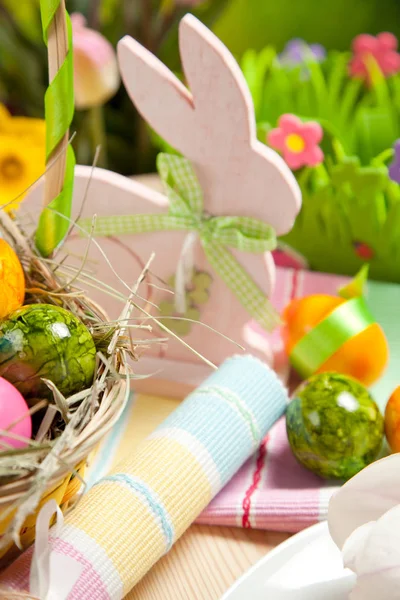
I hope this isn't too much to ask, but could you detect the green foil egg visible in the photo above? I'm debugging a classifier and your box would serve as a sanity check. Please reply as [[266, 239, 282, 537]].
[[0, 304, 96, 400], [286, 372, 384, 480]]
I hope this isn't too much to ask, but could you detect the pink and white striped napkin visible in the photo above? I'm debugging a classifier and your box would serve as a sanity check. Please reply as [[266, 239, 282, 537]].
[[196, 416, 338, 532]]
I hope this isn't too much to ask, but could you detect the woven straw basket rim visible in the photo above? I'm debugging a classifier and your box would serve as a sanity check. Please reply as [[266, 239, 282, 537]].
[[0, 371, 129, 506]]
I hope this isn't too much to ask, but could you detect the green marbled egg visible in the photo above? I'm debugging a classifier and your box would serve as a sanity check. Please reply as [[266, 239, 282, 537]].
[[286, 372, 384, 480], [0, 304, 96, 401]]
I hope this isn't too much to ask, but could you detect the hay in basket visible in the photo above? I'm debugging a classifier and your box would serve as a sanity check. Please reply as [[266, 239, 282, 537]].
[[0, 208, 134, 567]]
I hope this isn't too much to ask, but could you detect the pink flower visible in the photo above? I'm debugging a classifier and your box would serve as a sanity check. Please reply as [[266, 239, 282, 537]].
[[349, 32, 400, 83], [267, 114, 324, 170], [71, 13, 120, 109]]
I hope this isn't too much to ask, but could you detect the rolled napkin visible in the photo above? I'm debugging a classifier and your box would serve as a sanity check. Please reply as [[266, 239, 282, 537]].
[[1, 355, 288, 599]]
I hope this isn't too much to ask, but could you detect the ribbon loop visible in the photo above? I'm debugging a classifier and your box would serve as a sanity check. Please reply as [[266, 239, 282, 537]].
[[175, 231, 197, 314], [157, 154, 203, 216], [30, 499, 63, 599], [30, 499, 84, 600], [206, 216, 276, 252]]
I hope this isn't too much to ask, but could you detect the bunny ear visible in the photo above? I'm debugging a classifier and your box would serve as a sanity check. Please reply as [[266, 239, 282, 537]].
[[117, 35, 195, 155], [328, 454, 400, 551], [178, 14, 254, 146], [117, 14, 254, 159]]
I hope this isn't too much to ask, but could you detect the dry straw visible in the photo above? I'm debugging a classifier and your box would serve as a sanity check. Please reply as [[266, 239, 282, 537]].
[[0, 206, 136, 560]]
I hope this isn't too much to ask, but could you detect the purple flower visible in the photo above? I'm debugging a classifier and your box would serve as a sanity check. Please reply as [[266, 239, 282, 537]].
[[389, 140, 400, 184], [279, 38, 326, 67]]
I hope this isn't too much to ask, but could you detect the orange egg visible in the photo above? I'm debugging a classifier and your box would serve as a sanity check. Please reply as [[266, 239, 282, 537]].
[[385, 386, 400, 453], [0, 239, 25, 319], [282, 294, 388, 387]]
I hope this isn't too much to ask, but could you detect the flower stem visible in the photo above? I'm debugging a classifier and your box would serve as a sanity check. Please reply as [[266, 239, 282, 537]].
[[136, 114, 151, 173], [298, 167, 313, 189], [140, 0, 154, 50], [154, 4, 180, 52], [87, 0, 102, 29], [88, 105, 107, 168]]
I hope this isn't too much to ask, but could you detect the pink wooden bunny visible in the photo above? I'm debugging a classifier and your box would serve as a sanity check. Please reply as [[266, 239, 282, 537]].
[[23, 15, 301, 391]]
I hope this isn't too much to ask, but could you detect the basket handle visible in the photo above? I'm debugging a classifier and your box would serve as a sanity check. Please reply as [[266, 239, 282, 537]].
[[36, 0, 75, 257], [43, 0, 69, 210], [43, 0, 69, 211]]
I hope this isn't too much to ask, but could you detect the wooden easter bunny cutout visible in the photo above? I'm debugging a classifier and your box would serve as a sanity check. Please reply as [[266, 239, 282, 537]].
[[24, 15, 301, 391]]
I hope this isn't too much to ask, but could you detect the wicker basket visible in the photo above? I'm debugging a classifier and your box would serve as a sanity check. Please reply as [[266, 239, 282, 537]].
[[0, 1, 131, 568], [0, 210, 131, 568], [0, 214, 130, 568]]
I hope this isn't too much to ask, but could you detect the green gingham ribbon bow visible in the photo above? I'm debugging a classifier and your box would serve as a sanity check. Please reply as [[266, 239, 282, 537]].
[[81, 154, 280, 330]]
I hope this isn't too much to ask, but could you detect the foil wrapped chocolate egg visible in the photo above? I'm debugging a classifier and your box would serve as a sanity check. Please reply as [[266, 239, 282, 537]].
[[0, 239, 25, 319], [0, 304, 96, 401], [282, 294, 388, 386]]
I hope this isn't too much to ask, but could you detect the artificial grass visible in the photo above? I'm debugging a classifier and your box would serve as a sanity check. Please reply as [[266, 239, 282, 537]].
[[241, 47, 400, 282]]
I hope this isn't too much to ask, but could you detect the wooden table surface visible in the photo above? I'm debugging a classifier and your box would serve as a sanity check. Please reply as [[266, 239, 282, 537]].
[[127, 525, 289, 600], [122, 394, 290, 600]]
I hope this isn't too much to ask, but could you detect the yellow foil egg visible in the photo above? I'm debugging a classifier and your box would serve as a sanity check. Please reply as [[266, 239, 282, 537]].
[[0, 239, 25, 319]]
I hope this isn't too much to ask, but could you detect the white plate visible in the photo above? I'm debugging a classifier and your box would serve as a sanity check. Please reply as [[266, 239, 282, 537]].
[[221, 522, 356, 600]]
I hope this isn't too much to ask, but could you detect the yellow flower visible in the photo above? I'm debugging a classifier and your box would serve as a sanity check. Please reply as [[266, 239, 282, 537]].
[[0, 105, 45, 212]]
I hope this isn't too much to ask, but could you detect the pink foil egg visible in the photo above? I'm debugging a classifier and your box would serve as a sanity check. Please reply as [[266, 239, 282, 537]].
[[0, 377, 31, 449]]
